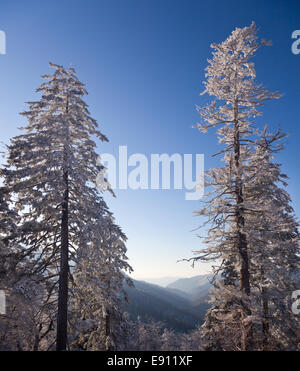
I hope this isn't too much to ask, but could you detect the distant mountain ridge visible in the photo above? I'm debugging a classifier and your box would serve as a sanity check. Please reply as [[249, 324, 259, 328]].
[[166, 274, 213, 301], [133, 276, 182, 287], [123, 274, 213, 332]]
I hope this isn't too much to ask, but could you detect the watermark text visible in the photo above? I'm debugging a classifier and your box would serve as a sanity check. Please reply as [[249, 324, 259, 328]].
[[96, 146, 204, 201], [0, 30, 6, 55], [291, 30, 300, 55], [0, 290, 5, 314]]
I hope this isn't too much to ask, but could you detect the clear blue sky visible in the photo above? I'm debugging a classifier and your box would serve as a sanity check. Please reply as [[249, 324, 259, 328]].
[[1, 0, 299, 279]]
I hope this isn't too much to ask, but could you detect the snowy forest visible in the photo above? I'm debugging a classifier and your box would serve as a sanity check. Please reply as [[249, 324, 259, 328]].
[[0, 22, 300, 351]]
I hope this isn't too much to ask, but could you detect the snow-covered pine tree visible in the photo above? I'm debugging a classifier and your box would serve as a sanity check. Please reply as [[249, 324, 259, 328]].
[[2, 62, 126, 350], [70, 213, 133, 351], [0, 183, 18, 279], [191, 22, 281, 350], [244, 127, 300, 350], [0, 183, 55, 351]]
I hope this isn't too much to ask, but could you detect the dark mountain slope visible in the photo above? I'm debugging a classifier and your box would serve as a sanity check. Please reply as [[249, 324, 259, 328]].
[[123, 279, 209, 332]]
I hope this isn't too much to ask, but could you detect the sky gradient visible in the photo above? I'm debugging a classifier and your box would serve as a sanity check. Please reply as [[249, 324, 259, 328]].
[[1, 0, 300, 279]]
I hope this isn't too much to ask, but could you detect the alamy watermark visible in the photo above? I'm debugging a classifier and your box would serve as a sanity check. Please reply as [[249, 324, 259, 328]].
[[96, 146, 204, 201], [0, 290, 5, 315], [291, 30, 300, 55], [0, 30, 6, 55], [292, 290, 300, 315]]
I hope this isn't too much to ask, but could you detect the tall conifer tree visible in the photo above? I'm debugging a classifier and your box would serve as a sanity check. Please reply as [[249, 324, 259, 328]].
[[2, 63, 130, 350]]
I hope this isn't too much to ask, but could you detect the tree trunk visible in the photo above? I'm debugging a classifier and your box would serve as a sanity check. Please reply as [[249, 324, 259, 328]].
[[56, 168, 69, 351], [105, 309, 111, 351], [233, 100, 252, 350], [56, 100, 69, 351], [261, 285, 270, 350], [33, 334, 39, 351]]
